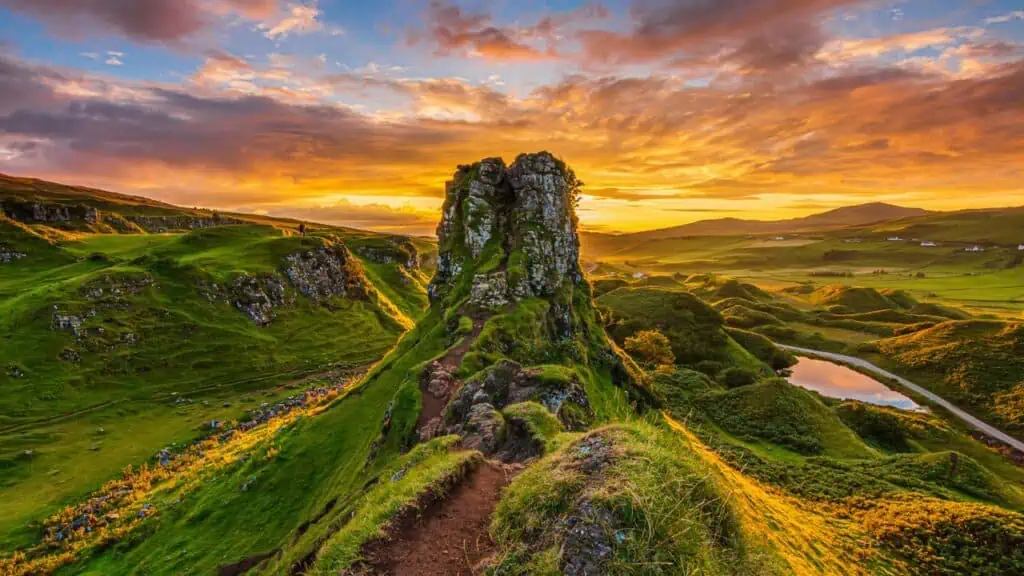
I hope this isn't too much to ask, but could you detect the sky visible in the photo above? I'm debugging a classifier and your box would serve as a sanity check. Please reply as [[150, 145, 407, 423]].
[[0, 1, 1023, 235]]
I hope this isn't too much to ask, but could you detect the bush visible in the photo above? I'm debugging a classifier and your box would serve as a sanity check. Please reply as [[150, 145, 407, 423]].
[[720, 367, 759, 389], [624, 329, 675, 368]]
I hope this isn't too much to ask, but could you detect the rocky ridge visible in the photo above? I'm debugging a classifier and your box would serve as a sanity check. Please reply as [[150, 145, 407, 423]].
[[1, 199, 241, 232], [409, 152, 638, 463]]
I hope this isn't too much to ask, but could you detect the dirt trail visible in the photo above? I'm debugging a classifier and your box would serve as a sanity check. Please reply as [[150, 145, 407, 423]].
[[417, 317, 485, 431], [442, 317, 486, 371], [358, 462, 510, 575]]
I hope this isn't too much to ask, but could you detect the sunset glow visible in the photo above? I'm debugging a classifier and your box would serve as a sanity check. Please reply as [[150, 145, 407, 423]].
[[1, 0, 1023, 235]]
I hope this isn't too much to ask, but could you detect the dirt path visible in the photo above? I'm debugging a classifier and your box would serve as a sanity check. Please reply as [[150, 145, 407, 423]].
[[358, 462, 509, 575], [417, 317, 486, 432], [442, 317, 486, 371]]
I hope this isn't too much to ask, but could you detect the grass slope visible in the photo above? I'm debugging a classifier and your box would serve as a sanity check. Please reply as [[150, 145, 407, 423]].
[[0, 181, 432, 551]]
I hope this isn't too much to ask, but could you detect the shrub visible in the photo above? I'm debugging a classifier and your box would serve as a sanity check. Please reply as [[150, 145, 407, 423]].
[[624, 330, 675, 368], [720, 367, 759, 389]]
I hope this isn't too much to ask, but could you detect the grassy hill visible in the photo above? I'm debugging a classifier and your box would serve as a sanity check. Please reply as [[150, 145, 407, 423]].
[[0, 175, 434, 550], [867, 320, 1024, 435]]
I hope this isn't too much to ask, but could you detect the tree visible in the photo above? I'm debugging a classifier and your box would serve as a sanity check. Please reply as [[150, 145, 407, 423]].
[[624, 330, 675, 368], [298, 223, 306, 236]]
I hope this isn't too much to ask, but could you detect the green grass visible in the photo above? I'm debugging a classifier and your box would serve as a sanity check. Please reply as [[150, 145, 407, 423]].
[[697, 380, 877, 459], [490, 423, 783, 575], [305, 438, 481, 575], [63, 309, 453, 575], [0, 218, 428, 551]]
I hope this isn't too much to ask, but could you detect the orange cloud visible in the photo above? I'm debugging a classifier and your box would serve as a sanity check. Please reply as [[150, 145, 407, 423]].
[[2, 43, 1023, 233]]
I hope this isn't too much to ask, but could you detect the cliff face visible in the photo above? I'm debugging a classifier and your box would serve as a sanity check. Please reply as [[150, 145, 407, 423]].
[[428, 152, 583, 308]]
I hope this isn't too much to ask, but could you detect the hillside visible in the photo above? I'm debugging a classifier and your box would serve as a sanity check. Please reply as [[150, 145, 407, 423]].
[[3, 157, 1024, 576], [0, 175, 434, 550]]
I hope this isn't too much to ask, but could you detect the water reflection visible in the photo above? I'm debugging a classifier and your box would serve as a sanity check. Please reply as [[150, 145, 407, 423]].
[[786, 356, 923, 411]]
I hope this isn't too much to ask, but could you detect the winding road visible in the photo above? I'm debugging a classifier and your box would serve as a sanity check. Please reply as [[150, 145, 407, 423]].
[[776, 344, 1024, 454]]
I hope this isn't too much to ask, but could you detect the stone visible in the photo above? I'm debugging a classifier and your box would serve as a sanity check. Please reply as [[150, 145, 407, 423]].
[[562, 500, 617, 576], [51, 310, 84, 337], [229, 273, 289, 326], [468, 272, 511, 310], [419, 417, 445, 442], [0, 248, 27, 264], [459, 403, 506, 455], [283, 245, 365, 303], [424, 362, 455, 399]]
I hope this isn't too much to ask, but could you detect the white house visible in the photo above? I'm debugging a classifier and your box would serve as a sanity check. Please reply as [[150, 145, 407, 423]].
[[966, 245, 985, 253], [771, 236, 786, 241], [887, 236, 902, 241], [1019, 244, 1024, 251], [844, 238, 863, 244], [920, 241, 937, 247]]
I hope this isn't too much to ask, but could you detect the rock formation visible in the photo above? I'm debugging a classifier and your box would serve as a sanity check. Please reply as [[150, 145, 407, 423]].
[[428, 152, 584, 307], [408, 152, 644, 463], [196, 242, 369, 325]]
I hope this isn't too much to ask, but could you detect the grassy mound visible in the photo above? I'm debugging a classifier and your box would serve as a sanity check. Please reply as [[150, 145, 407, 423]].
[[598, 287, 729, 365], [697, 380, 875, 458], [721, 304, 783, 329], [864, 452, 1014, 505], [725, 328, 796, 371], [490, 423, 779, 575], [856, 497, 1024, 576], [875, 320, 1024, 431], [835, 401, 951, 451], [909, 302, 971, 320], [810, 285, 917, 313], [590, 277, 629, 297]]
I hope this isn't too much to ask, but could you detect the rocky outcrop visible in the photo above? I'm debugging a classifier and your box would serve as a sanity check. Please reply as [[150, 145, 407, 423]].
[[0, 247, 26, 264], [354, 238, 421, 270], [126, 215, 242, 233], [228, 274, 291, 326], [196, 242, 366, 325], [1, 201, 82, 223], [80, 274, 154, 301], [444, 360, 591, 435], [428, 152, 583, 305], [459, 403, 506, 454], [284, 245, 365, 304], [0, 199, 240, 232]]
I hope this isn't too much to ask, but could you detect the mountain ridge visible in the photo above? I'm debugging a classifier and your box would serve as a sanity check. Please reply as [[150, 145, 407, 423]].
[[594, 202, 933, 240]]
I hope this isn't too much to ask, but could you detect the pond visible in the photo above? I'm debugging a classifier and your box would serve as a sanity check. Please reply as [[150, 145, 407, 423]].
[[787, 356, 923, 411]]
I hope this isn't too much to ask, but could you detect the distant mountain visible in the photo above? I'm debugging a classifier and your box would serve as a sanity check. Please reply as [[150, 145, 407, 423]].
[[625, 202, 932, 241]]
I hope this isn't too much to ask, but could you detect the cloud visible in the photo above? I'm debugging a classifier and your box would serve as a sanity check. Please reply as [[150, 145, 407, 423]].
[[259, 1, 343, 39], [409, 0, 552, 60], [249, 200, 439, 235], [0, 0, 279, 44], [985, 11, 1024, 25], [408, 0, 607, 61], [2, 43, 1023, 228], [104, 50, 124, 66], [576, 0, 867, 67]]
